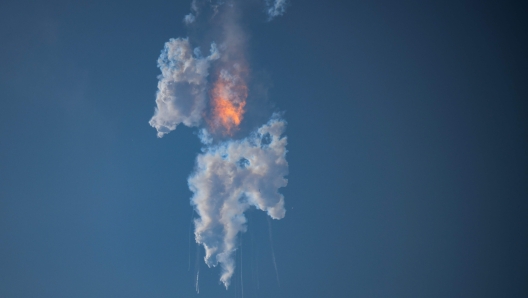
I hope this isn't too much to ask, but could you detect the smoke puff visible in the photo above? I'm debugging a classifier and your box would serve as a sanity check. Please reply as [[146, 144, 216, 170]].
[[149, 38, 219, 138], [266, 0, 289, 19], [189, 114, 288, 288], [184, 13, 196, 24]]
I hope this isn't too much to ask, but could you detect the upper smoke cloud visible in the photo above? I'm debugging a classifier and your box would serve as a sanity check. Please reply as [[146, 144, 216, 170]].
[[149, 38, 219, 138], [190, 114, 288, 287], [150, 0, 289, 289]]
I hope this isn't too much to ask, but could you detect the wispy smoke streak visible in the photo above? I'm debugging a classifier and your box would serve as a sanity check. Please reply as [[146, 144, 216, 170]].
[[234, 249, 238, 298], [267, 217, 280, 287], [188, 209, 194, 271], [249, 218, 258, 292], [196, 270, 200, 294], [196, 271, 200, 294], [195, 242, 201, 293], [241, 243, 244, 298], [256, 244, 259, 290]]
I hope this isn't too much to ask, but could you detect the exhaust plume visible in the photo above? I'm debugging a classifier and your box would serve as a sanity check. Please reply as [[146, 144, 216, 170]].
[[149, 0, 289, 289]]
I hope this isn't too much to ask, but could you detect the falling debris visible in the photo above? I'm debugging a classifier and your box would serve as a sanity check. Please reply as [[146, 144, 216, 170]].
[[267, 216, 280, 287], [196, 270, 200, 294], [188, 209, 194, 271], [195, 242, 201, 293], [241, 244, 244, 298]]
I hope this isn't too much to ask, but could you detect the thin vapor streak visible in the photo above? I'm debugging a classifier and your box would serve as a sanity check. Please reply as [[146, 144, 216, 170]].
[[250, 218, 256, 291], [241, 243, 244, 298], [234, 249, 238, 298], [196, 271, 200, 294], [267, 217, 280, 287], [256, 239, 259, 290], [188, 209, 194, 271], [195, 242, 200, 293]]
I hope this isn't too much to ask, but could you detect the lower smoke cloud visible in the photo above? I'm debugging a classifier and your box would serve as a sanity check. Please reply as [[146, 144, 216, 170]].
[[189, 114, 288, 288]]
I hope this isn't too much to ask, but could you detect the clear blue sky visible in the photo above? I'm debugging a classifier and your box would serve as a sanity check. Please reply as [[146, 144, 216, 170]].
[[1, 0, 527, 297]]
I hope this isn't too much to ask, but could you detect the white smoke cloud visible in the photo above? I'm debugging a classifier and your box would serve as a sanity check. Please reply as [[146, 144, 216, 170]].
[[149, 38, 219, 138], [189, 114, 288, 288], [266, 0, 289, 19]]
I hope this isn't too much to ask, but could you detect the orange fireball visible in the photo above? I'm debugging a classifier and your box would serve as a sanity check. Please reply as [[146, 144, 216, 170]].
[[209, 70, 247, 135]]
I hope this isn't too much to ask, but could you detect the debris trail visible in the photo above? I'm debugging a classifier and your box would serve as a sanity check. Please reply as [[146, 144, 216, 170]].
[[250, 216, 256, 291], [196, 270, 200, 294], [234, 249, 238, 298], [188, 209, 194, 271], [241, 243, 244, 298], [195, 242, 200, 294], [256, 244, 260, 290], [267, 217, 280, 287], [255, 219, 260, 291]]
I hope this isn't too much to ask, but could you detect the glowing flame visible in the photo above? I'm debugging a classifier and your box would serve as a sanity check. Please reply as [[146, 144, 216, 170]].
[[209, 69, 247, 135]]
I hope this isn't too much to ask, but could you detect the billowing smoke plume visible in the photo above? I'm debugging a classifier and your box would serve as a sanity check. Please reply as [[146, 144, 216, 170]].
[[190, 115, 287, 286], [149, 0, 289, 289], [150, 38, 219, 138]]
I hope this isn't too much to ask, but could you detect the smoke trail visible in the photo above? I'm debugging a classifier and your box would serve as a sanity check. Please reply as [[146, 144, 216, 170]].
[[256, 243, 259, 290], [149, 0, 289, 290], [196, 270, 200, 294], [249, 214, 257, 292], [195, 242, 201, 293], [234, 248, 238, 298], [188, 209, 194, 271], [267, 216, 280, 287], [240, 243, 244, 298]]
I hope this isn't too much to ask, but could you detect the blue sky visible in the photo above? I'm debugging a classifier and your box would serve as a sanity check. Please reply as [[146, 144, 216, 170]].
[[1, 0, 527, 297]]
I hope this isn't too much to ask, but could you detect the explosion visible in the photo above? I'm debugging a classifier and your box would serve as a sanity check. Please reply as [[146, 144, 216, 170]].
[[149, 0, 290, 290], [209, 69, 247, 135]]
